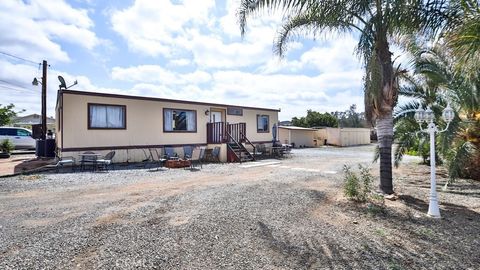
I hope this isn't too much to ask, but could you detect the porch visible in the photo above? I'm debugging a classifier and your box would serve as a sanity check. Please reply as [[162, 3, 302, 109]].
[[206, 122, 256, 162]]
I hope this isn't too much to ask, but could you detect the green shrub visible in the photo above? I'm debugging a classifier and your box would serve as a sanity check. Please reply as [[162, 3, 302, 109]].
[[343, 165, 361, 200], [0, 139, 14, 153], [343, 164, 374, 202]]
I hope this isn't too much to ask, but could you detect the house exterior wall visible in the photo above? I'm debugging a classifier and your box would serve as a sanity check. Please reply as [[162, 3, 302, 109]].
[[57, 91, 278, 162]]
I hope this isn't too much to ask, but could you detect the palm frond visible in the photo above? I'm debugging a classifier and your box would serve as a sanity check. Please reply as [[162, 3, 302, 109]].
[[238, 0, 313, 37]]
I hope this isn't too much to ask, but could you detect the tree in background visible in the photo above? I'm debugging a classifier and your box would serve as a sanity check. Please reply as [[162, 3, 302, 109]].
[[0, 104, 23, 127], [332, 104, 368, 128], [291, 110, 338, 128]]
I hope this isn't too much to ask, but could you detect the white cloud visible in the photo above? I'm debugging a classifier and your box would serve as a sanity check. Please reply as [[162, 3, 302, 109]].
[[110, 0, 292, 69], [0, 0, 99, 63], [110, 62, 364, 120], [168, 58, 192, 67], [111, 65, 212, 85], [110, 0, 216, 57]]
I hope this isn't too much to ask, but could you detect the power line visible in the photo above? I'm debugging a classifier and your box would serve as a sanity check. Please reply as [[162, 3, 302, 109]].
[[0, 79, 34, 90], [0, 51, 40, 65], [0, 81, 38, 93], [0, 84, 37, 93]]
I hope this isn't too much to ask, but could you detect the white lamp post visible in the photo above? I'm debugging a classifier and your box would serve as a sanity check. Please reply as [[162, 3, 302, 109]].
[[414, 104, 455, 218]]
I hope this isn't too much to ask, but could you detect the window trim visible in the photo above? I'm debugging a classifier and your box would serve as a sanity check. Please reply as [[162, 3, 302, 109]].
[[87, 103, 127, 130], [163, 108, 197, 133], [256, 114, 270, 133]]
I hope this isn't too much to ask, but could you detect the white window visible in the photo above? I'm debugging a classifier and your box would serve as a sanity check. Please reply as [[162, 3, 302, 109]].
[[88, 104, 126, 129], [257, 115, 269, 133], [164, 109, 196, 132]]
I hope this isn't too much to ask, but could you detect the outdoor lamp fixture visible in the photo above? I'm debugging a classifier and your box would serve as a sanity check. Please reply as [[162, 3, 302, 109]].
[[414, 104, 455, 218], [204, 109, 210, 116], [32, 77, 41, 86]]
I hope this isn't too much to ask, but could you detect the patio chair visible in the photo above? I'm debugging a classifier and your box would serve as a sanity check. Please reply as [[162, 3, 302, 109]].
[[283, 145, 292, 158], [211, 146, 221, 163], [80, 151, 97, 171], [150, 148, 167, 170], [183, 145, 193, 159], [188, 147, 205, 170], [164, 147, 178, 160], [140, 148, 151, 168], [96, 151, 116, 171], [254, 144, 266, 159], [50, 152, 76, 173]]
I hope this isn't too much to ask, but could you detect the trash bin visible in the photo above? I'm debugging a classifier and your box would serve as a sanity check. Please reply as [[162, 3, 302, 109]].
[[36, 139, 45, 157], [45, 139, 55, 157]]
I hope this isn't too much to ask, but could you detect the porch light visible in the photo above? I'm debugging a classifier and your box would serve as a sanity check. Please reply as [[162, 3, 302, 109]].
[[414, 107, 425, 122], [32, 77, 40, 86], [442, 104, 455, 122], [424, 107, 434, 122], [204, 109, 209, 116]]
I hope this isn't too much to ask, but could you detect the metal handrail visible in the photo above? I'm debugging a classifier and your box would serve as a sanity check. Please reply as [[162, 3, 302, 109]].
[[240, 131, 256, 158]]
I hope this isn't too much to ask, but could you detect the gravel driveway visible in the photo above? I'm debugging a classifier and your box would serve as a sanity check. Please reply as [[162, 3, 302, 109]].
[[1, 145, 479, 269]]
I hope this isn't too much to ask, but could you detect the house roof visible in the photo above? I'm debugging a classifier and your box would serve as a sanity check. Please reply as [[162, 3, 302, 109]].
[[278, 126, 318, 131], [14, 114, 55, 124], [61, 90, 281, 112]]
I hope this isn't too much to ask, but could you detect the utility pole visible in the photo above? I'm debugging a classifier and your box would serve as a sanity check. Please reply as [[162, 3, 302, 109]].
[[41, 60, 47, 140]]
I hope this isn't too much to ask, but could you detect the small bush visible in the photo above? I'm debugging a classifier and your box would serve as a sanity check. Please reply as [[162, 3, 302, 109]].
[[0, 139, 14, 153], [343, 164, 374, 202], [343, 165, 361, 200]]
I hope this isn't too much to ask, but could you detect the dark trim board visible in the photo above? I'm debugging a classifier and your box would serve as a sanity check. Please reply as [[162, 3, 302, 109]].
[[61, 143, 208, 152], [250, 140, 279, 144], [62, 89, 281, 112]]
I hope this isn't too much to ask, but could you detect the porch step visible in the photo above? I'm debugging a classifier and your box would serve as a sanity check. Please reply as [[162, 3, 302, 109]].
[[228, 144, 254, 163]]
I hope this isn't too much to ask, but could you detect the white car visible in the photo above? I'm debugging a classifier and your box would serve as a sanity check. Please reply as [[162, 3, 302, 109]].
[[0, 127, 36, 149]]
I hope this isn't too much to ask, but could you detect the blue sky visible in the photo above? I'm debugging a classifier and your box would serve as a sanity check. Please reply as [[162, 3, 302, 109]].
[[0, 0, 365, 120]]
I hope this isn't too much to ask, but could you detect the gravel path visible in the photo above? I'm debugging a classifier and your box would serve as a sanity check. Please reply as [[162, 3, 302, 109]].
[[1, 145, 479, 269]]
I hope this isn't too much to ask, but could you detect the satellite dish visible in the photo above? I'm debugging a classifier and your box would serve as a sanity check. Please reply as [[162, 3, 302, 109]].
[[58, 76, 67, 89], [58, 75, 78, 90]]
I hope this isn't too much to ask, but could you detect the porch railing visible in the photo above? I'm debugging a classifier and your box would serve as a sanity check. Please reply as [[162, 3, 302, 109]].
[[207, 122, 225, 144], [206, 122, 246, 144], [227, 123, 246, 143]]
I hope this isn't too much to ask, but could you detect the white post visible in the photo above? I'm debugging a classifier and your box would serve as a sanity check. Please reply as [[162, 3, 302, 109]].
[[427, 122, 441, 218]]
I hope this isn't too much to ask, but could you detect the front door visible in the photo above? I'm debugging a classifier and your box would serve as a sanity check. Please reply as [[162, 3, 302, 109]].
[[210, 110, 224, 142], [211, 111, 222, 123]]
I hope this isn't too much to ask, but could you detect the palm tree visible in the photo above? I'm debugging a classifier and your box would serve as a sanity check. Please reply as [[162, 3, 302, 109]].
[[394, 41, 480, 182], [238, 0, 439, 194], [441, 0, 480, 78]]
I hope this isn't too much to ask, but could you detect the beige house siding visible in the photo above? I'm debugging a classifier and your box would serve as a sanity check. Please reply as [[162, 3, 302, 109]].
[[57, 90, 279, 162]]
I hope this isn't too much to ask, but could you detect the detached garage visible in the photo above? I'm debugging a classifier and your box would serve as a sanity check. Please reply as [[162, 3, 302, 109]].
[[278, 126, 318, 148]]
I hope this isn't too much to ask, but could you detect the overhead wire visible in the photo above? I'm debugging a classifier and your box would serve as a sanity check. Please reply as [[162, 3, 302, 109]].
[[0, 51, 41, 66], [0, 79, 35, 90], [0, 84, 37, 94]]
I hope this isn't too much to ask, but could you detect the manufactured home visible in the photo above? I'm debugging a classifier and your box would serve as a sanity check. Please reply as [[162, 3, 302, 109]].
[[55, 90, 280, 163]]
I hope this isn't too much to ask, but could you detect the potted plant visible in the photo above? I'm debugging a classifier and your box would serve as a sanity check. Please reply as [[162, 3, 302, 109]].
[[0, 139, 14, 158]]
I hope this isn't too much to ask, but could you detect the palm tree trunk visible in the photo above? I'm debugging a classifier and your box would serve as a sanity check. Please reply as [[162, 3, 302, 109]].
[[376, 112, 394, 194]]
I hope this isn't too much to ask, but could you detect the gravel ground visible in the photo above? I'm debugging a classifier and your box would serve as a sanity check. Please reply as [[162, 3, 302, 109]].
[[1, 145, 479, 269]]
